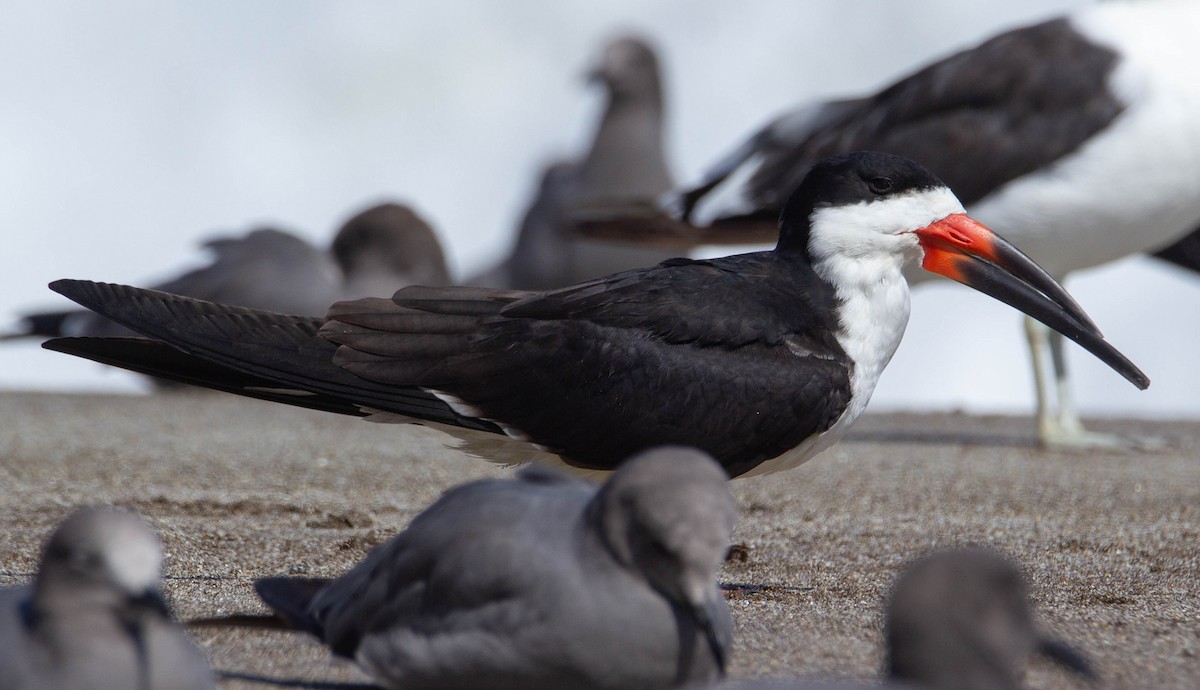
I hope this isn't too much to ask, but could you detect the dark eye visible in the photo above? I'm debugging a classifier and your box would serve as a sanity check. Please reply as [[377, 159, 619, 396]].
[[868, 176, 893, 194]]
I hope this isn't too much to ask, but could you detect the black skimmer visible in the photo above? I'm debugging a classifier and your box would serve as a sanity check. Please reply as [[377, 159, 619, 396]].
[[586, 0, 1200, 449], [253, 447, 734, 689], [43, 152, 1147, 477], [5, 202, 449, 342], [468, 34, 680, 289]]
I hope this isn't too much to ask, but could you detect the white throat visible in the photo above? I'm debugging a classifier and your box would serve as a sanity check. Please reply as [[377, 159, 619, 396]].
[[807, 186, 962, 410], [745, 187, 962, 477]]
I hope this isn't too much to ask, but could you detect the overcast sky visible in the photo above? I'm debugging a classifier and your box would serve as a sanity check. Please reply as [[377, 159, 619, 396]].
[[3, 0, 1195, 420]]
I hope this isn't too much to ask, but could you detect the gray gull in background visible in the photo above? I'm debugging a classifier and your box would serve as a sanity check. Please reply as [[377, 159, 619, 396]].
[[709, 549, 1094, 690], [5, 201, 449, 341], [468, 34, 678, 289], [254, 446, 736, 690], [0, 507, 215, 690]]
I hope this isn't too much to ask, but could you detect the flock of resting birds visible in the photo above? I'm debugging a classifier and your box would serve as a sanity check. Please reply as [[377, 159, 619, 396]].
[[4, 0, 1200, 687]]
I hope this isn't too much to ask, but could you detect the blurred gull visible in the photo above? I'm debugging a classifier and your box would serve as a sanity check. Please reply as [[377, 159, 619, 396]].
[[469, 34, 678, 289], [5, 201, 449, 340], [254, 446, 736, 690], [0, 507, 215, 690], [711, 549, 1094, 690], [331, 202, 451, 298]]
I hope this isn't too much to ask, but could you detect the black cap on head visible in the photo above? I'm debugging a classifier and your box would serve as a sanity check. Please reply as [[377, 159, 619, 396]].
[[776, 151, 948, 255]]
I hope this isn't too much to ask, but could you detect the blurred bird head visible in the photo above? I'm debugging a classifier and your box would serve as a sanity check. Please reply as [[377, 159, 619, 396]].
[[331, 202, 450, 291], [886, 548, 1097, 690], [586, 34, 664, 104], [35, 507, 167, 614]]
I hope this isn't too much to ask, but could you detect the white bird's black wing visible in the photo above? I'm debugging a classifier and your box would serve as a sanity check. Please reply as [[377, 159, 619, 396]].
[[684, 18, 1125, 223]]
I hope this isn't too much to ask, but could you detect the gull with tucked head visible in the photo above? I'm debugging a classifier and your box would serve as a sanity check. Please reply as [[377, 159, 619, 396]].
[[0, 507, 215, 690], [254, 446, 736, 690]]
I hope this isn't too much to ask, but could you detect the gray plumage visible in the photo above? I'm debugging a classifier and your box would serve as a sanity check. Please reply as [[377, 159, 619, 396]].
[[576, 35, 673, 200], [469, 34, 679, 289], [468, 161, 581, 289], [254, 446, 736, 690], [331, 202, 450, 298], [40, 153, 1144, 475], [885, 549, 1093, 690], [7, 201, 448, 340], [0, 507, 215, 690], [710, 549, 1094, 690]]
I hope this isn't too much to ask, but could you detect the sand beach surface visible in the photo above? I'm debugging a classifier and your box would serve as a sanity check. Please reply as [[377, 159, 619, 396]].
[[1, 391, 1196, 688]]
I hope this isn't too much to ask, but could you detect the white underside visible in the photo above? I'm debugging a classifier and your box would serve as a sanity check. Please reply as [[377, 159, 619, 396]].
[[916, 0, 1200, 282], [741, 259, 914, 477], [358, 406, 604, 476], [739, 190, 947, 477]]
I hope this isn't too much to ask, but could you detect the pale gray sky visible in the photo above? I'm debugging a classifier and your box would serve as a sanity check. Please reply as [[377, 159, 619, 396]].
[[3, 0, 1195, 419]]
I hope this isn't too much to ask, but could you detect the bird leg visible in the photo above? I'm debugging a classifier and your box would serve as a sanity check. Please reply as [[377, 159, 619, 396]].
[[1025, 316, 1164, 450]]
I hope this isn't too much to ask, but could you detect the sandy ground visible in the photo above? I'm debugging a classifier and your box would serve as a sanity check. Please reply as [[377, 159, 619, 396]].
[[0, 391, 1196, 689]]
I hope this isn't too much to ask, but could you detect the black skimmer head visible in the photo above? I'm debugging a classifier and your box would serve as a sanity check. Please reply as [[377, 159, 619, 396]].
[[778, 151, 1148, 391]]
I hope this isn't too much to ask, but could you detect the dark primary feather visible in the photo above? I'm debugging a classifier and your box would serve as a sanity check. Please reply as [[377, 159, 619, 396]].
[[45, 280, 501, 433], [1152, 225, 1200, 273], [252, 577, 331, 639], [698, 18, 1123, 218], [42, 337, 397, 417], [11, 203, 447, 345], [677, 98, 868, 221], [10, 228, 338, 342]]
